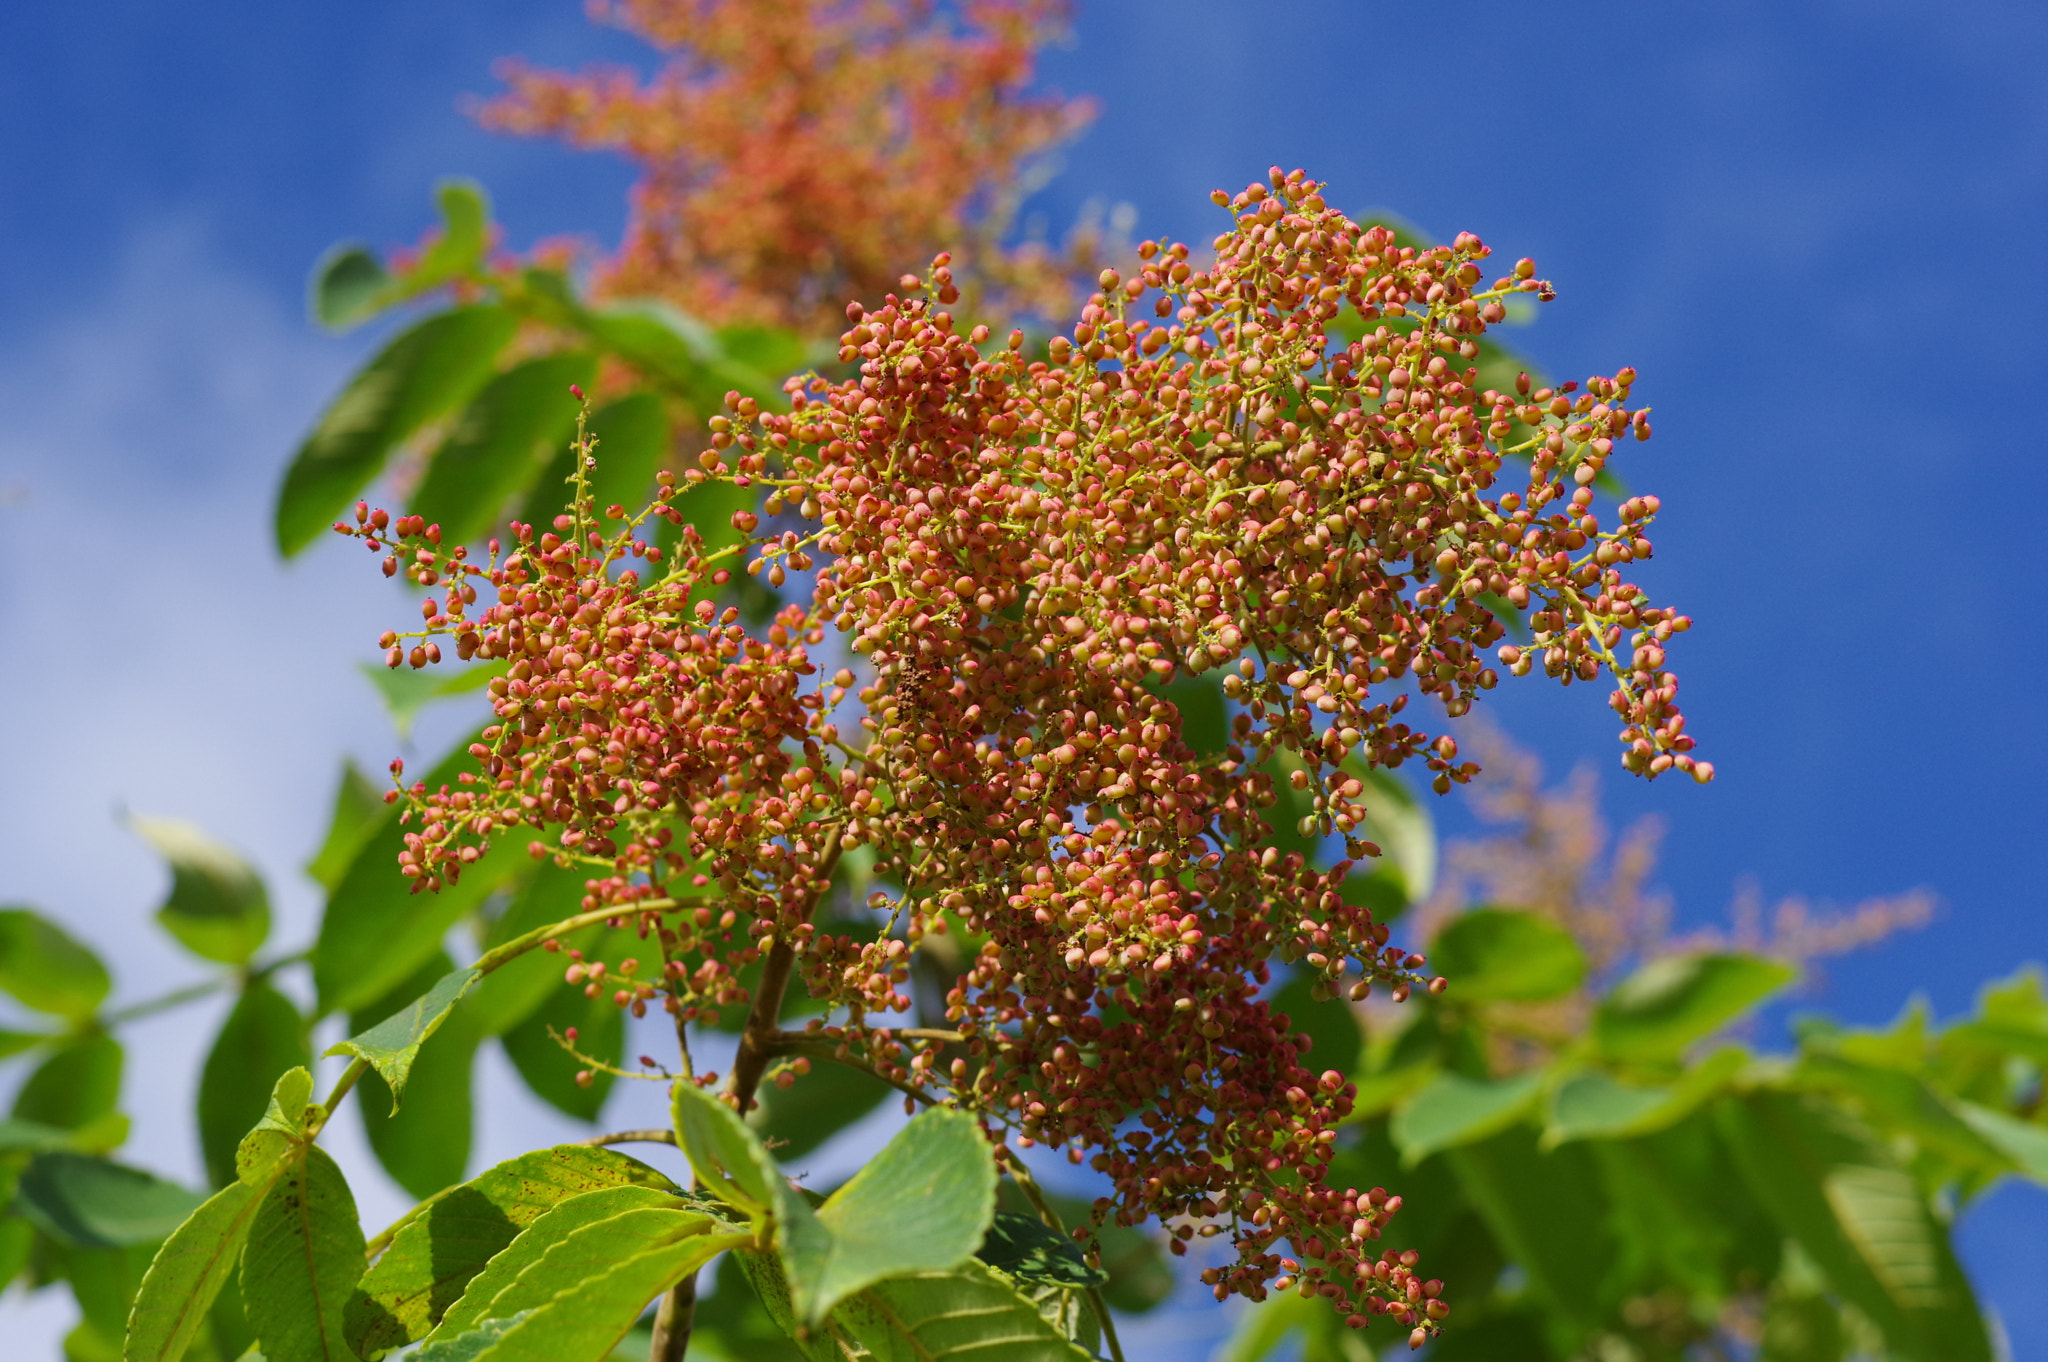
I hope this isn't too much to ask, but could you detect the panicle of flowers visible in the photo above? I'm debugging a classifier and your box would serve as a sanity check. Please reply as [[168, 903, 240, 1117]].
[[338, 167, 1708, 1346], [476, 0, 1096, 331]]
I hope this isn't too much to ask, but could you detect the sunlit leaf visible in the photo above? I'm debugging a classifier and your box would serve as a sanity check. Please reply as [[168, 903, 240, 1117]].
[[430, 1188, 700, 1342], [346, 1145, 679, 1359], [1594, 954, 1794, 1064], [235, 1067, 314, 1188], [124, 1179, 264, 1362], [423, 1215, 742, 1362], [1543, 1048, 1745, 1146], [1391, 1071, 1543, 1164], [327, 964, 484, 1108], [672, 1079, 782, 1219], [784, 1106, 996, 1324], [1430, 908, 1585, 1004]]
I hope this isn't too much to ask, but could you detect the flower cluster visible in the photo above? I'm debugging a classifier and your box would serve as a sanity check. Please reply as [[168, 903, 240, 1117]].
[[338, 168, 1704, 1344], [477, 0, 1096, 330]]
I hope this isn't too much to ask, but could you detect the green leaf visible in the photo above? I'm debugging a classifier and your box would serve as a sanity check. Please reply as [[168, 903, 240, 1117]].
[[304, 761, 386, 893], [1543, 1048, 1746, 1146], [123, 1179, 264, 1362], [326, 964, 483, 1108], [14, 1033, 123, 1131], [127, 817, 272, 965], [312, 731, 519, 1016], [423, 1214, 743, 1362], [1759, 1287, 1846, 1362], [672, 1079, 782, 1219], [235, 1067, 314, 1187], [430, 1187, 698, 1341], [0, 906, 111, 1020], [974, 1212, 1105, 1288], [1429, 908, 1586, 1004], [1719, 1090, 1992, 1362], [1391, 1070, 1543, 1164], [583, 393, 673, 521], [58, 1240, 152, 1357], [357, 660, 506, 742], [714, 324, 816, 382], [1594, 953, 1795, 1063], [350, 953, 482, 1199], [275, 305, 517, 556], [311, 247, 395, 330], [414, 180, 491, 288], [413, 1312, 529, 1362], [498, 964, 624, 1120], [1954, 1101, 2048, 1182], [198, 981, 311, 1188], [1350, 767, 1435, 905], [345, 1145, 680, 1359], [241, 1145, 365, 1362], [1444, 1126, 1623, 1349], [0, 1027, 55, 1059], [466, 861, 597, 1037], [783, 1106, 997, 1325], [1269, 970, 1362, 1081], [1795, 1053, 2012, 1175], [749, 1053, 891, 1162], [0, 1117, 84, 1152], [411, 353, 595, 544], [0, 1214, 33, 1294], [737, 1246, 1098, 1362], [14, 1153, 204, 1248]]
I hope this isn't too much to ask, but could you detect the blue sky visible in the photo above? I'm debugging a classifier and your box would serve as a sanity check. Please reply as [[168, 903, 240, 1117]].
[[1, 0, 2044, 1355]]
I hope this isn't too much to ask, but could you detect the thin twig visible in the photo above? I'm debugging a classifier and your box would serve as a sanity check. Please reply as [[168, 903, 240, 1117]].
[[578, 1129, 679, 1148]]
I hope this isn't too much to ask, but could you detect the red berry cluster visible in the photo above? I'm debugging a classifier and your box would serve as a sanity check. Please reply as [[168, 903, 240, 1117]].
[[336, 167, 1705, 1344]]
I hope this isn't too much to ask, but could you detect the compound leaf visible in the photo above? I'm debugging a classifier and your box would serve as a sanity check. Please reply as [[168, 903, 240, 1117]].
[[347, 1145, 679, 1358], [431, 1193, 714, 1342]]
